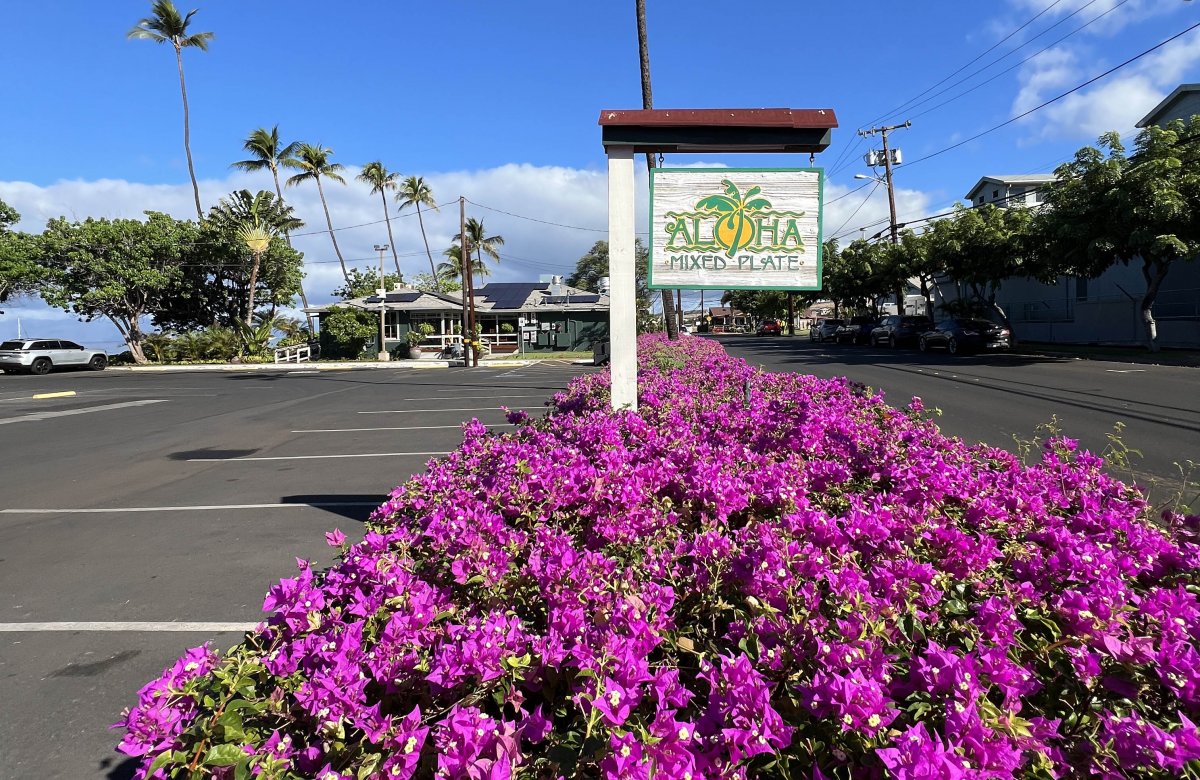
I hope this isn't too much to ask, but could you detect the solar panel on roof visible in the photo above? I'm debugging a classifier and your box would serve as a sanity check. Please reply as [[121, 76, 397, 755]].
[[480, 282, 546, 309], [384, 292, 422, 303], [544, 295, 601, 304]]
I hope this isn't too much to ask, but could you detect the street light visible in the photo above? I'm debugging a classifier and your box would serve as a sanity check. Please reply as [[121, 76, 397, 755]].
[[373, 244, 389, 361], [854, 173, 886, 184]]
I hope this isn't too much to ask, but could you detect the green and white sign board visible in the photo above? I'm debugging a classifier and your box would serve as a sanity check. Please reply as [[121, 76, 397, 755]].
[[648, 168, 823, 290]]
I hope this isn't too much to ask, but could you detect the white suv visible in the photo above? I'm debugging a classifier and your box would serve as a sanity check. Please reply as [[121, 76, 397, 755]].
[[0, 339, 108, 375]]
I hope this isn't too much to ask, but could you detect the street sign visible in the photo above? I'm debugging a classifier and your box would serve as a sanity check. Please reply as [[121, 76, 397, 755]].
[[648, 168, 823, 290]]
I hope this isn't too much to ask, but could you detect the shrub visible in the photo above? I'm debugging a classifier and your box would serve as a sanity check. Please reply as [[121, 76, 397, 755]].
[[115, 335, 1200, 779]]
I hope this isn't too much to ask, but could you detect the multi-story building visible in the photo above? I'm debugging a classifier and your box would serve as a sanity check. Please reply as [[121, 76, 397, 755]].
[[951, 84, 1200, 348]]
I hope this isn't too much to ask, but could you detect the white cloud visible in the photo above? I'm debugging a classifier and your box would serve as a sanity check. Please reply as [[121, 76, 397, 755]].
[[1, 164, 944, 346], [1002, 0, 1200, 142], [1015, 26, 1200, 140]]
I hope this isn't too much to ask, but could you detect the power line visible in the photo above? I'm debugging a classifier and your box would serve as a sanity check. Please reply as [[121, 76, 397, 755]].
[[829, 181, 879, 239], [904, 20, 1200, 169], [906, 0, 1129, 123], [862, 0, 1067, 128], [464, 199, 608, 233]]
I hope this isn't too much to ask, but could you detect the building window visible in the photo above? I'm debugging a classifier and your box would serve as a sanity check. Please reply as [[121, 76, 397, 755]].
[[992, 189, 999, 199], [1075, 276, 1089, 301]]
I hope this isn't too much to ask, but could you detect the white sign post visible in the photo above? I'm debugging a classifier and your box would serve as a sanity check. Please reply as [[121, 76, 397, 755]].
[[606, 146, 639, 411], [649, 168, 823, 291]]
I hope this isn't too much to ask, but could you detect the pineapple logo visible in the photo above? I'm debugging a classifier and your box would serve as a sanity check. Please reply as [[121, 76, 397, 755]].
[[664, 178, 807, 258]]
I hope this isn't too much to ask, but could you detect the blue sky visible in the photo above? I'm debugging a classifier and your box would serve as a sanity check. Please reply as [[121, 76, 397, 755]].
[[2, 0, 1197, 348]]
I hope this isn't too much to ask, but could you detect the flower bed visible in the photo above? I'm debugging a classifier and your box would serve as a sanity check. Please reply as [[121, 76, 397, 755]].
[[116, 334, 1200, 778]]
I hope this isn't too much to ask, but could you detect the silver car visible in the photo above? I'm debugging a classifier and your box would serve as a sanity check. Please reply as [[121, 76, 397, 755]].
[[0, 339, 108, 374]]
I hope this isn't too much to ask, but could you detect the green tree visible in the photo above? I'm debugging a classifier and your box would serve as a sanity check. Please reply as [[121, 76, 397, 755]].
[[357, 161, 403, 278], [721, 290, 789, 321], [37, 212, 191, 363], [567, 239, 655, 332], [231, 125, 315, 328], [409, 272, 461, 295], [929, 204, 1032, 327], [154, 193, 304, 332], [128, 0, 213, 220], [0, 199, 39, 303], [332, 268, 404, 300], [887, 228, 945, 317], [396, 176, 440, 291], [321, 305, 377, 359], [1034, 119, 1200, 351], [437, 243, 490, 286], [284, 143, 350, 285]]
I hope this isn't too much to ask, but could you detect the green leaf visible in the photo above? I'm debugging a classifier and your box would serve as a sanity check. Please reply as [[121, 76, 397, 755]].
[[204, 742, 247, 766], [695, 195, 736, 213]]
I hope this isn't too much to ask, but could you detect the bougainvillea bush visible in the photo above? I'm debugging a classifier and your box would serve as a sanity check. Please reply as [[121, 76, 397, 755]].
[[117, 334, 1200, 778]]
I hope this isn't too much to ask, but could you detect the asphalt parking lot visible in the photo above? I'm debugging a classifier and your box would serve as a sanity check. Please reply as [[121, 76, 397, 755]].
[[0, 361, 594, 779]]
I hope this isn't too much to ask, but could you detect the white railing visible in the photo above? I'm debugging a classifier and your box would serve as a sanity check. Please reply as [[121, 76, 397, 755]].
[[274, 344, 311, 364]]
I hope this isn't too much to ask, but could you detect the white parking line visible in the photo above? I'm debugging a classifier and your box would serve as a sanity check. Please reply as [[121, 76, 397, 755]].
[[0, 622, 257, 632], [0, 502, 381, 514], [386, 394, 546, 402], [357, 407, 506, 415], [293, 424, 515, 433], [0, 399, 167, 425], [188, 451, 448, 462]]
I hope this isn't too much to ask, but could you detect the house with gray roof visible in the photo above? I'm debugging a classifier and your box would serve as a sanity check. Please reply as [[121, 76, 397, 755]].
[[309, 280, 609, 357]]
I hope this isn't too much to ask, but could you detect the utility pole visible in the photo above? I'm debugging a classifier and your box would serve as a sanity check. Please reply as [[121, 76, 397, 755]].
[[858, 120, 910, 313], [373, 243, 390, 361], [857, 120, 910, 246], [460, 197, 479, 367]]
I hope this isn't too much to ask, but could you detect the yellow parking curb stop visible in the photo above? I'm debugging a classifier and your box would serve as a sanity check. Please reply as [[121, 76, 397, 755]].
[[31, 391, 77, 400]]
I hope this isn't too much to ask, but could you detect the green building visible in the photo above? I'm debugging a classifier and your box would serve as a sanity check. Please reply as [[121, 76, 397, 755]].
[[310, 281, 610, 357]]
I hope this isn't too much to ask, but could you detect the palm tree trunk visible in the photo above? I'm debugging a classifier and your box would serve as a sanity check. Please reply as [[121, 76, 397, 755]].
[[417, 205, 440, 292], [315, 175, 350, 284], [381, 191, 402, 279], [270, 168, 316, 333], [175, 45, 203, 220], [245, 252, 262, 326], [635, 0, 678, 340]]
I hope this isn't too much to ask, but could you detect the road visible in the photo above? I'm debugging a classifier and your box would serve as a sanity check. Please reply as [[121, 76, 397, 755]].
[[718, 335, 1200, 496], [0, 362, 593, 779]]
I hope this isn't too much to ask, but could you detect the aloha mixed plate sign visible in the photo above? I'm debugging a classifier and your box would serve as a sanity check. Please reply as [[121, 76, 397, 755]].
[[648, 168, 823, 290]]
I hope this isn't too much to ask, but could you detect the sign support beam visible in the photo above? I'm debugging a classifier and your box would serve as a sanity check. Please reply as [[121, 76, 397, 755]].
[[607, 145, 638, 411]]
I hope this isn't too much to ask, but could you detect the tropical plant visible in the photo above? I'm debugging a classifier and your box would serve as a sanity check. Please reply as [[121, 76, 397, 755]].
[[696, 179, 772, 258], [396, 176, 441, 291], [454, 217, 504, 289], [232, 313, 284, 356], [437, 244, 492, 285], [320, 305, 377, 359], [128, 0, 213, 220], [284, 143, 350, 284], [235, 220, 276, 325], [231, 126, 314, 327], [406, 322, 435, 349], [357, 162, 403, 278]]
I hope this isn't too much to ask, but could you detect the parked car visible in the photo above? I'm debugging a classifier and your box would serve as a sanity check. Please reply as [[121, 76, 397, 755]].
[[834, 316, 880, 345], [756, 319, 783, 336], [871, 315, 934, 348], [0, 339, 108, 374], [808, 318, 844, 342], [918, 318, 1012, 355]]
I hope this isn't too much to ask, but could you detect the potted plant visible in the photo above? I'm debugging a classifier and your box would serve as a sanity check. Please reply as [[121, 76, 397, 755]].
[[406, 323, 435, 359]]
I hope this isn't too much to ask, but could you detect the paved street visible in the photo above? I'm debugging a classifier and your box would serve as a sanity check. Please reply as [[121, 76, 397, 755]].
[[0, 362, 592, 779], [720, 335, 1200, 495]]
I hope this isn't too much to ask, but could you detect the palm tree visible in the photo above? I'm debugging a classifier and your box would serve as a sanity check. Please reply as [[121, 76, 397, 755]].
[[128, 0, 213, 221], [457, 217, 504, 292], [357, 162, 403, 278], [436, 243, 493, 285], [231, 125, 315, 328], [634, 0, 678, 339], [284, 143, 350, 284], [396, 176, 441, 291], [235, 221, 276, 326]]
